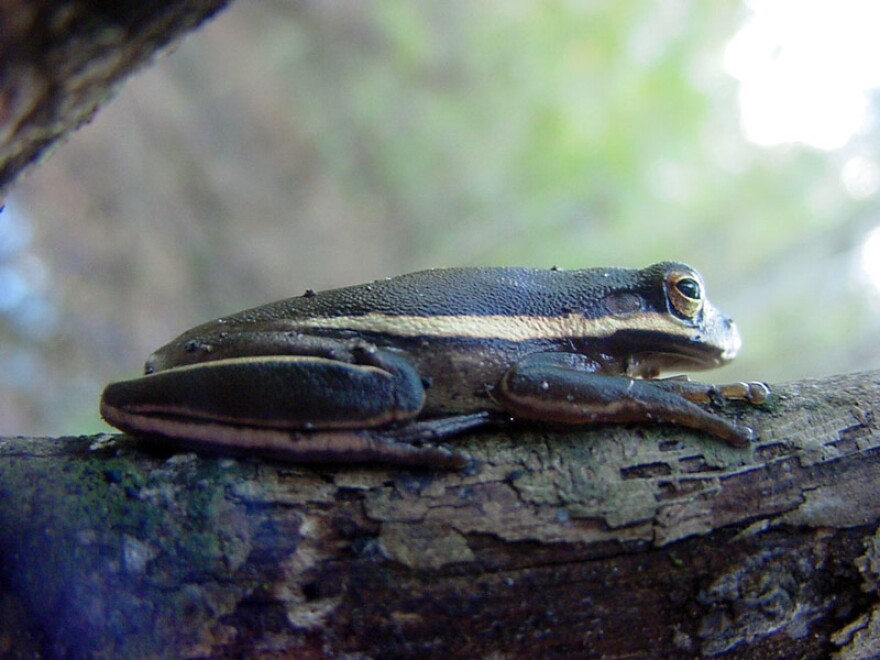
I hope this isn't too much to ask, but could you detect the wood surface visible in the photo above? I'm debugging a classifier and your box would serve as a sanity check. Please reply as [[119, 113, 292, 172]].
[[2, 370, 879, 657]]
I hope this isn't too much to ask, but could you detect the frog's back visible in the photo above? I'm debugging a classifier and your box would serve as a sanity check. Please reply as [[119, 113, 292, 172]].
[[228, 266, 648, 324]]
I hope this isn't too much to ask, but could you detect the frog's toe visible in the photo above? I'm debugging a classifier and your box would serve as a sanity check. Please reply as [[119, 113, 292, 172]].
[[744, 381, 771, 405]]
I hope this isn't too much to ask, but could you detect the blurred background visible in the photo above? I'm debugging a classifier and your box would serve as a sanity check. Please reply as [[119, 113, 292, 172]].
[[3, 0, 880, 436]]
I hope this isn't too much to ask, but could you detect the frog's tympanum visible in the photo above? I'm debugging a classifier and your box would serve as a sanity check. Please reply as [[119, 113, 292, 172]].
[[101, 262, 768, 467]]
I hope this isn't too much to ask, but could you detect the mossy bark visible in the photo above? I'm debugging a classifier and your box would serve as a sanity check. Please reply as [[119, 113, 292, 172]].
[[2, 371, 880, 657]]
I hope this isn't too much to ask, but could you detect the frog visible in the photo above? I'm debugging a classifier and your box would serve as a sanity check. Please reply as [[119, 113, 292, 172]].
[[100, 262, 769, 468]]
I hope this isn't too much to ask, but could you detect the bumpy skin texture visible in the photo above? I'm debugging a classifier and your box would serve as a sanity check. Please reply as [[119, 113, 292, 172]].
[[101, 262, 760, 466], [142, 263, 738, 414], [177, 266, 658, 320]]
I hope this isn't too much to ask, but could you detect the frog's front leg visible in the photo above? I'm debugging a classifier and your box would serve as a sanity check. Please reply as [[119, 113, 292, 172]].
[[492, 352, 760, 447]]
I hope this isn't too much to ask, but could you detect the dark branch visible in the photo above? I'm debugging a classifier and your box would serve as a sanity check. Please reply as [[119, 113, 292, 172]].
[[2, 370, 879, 656], [0, 0, 231, 194]]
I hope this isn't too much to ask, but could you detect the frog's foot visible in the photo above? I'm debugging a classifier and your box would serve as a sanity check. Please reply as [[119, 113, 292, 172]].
[[714, 381, 771, 404], [389, 411, 501, 443], [278, 430, 469, 469], [649, 378, 769, 406]]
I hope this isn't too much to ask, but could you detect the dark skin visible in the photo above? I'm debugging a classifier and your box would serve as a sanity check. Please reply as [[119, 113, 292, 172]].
[[101, 262, 769, 467]]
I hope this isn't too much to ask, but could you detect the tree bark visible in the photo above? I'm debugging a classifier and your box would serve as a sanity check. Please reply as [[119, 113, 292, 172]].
[[1, 371, 879, 658], [0, 0, 231, 194]]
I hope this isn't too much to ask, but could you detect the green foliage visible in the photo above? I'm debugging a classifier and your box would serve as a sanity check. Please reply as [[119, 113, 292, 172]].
[[266, 0, 850, 273]]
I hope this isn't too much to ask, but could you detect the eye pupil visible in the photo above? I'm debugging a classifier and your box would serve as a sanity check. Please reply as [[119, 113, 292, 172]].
[[676, 278, 701, 300]]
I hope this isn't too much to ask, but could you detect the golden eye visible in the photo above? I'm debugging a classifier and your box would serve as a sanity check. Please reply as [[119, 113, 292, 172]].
[[668, 273, 703, 319]]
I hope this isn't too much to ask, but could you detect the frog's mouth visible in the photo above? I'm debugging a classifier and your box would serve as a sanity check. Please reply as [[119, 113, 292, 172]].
[[625, 350, 724, 379], [616, 325, 741, 379]]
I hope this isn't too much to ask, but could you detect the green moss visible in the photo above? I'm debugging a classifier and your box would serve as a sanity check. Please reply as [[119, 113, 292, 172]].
[[0, 437, 262, 655]]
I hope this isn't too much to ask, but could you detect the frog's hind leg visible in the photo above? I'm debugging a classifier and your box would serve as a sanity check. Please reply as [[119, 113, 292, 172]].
[[390, 411, 502, 442], [101, 349, 426, 435], [129, 423, 469, 469]]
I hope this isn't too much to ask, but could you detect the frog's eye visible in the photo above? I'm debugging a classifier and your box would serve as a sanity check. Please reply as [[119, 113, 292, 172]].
[[668, 274, 703, 319], [675, 277, 701, 300]]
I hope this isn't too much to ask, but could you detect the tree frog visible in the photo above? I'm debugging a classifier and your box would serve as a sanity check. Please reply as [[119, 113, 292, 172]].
[[100, 262, 769, 468]]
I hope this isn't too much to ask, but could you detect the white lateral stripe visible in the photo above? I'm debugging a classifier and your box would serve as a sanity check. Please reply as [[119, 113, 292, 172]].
[[293, 312, 693, 341], [141, 355, 385, 377]]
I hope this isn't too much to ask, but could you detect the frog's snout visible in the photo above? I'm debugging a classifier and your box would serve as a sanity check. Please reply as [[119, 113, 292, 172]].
[[719, 316, 742, 363]]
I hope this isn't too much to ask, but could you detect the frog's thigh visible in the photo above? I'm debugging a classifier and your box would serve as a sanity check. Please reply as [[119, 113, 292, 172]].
[[494, 353, 751, 446], [102, 354, 425, 431]]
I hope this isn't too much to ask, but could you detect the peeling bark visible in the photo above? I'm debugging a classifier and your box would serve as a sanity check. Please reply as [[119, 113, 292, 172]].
[[1, 371, 879, 657], [0, 0, 231, 193]]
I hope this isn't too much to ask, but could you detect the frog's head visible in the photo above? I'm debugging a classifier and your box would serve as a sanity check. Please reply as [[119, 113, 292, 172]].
[[598, 262, 741, 378]]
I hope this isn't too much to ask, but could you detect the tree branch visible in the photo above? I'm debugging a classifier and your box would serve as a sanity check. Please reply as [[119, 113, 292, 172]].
[[2, 371, 879, 657], [0, 0, 231, 194]]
